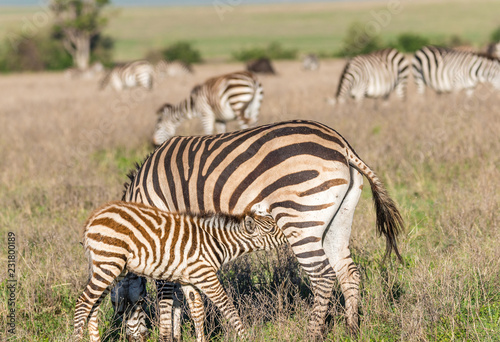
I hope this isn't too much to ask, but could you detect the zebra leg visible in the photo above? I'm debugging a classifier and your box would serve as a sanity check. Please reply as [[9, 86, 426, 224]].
[[182, 285, 207, 342], [156, 281, 184, 342], [125, 302, 149, 341], [74, 269, 123, 342], [193, 274, 247, 338], [323, 168, 364, 335], [111, 273, 149, 342], [214, 120, 227, 134], [287, 234, 336, 339]]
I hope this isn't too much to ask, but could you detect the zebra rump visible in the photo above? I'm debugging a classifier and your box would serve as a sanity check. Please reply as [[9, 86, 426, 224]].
[[334, 48, 409, 104]]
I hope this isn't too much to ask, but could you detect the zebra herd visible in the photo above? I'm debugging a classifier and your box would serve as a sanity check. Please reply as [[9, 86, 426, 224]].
[[73, 44, 499, 342], [331, 45, 500, 104]]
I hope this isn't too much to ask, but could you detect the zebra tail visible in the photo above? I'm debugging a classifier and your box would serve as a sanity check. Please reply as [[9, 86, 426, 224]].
[[344, 143, 404, 263]]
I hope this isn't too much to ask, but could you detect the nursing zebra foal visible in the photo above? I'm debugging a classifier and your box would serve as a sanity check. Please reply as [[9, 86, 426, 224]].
[[412, 46, 500, 95], [153, 70, 263, 146], [332, 48, 409, 104], [118, 119, 404, 341], [73, 201, 284, 342], [100, 60, 154, 91]]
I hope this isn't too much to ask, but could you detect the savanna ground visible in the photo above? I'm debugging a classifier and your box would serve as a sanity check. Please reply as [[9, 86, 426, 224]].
[[0, 56, 499, 341]]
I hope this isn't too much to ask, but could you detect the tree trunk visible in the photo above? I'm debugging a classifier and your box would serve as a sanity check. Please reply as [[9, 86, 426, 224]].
[[74, 34, 91, 71]]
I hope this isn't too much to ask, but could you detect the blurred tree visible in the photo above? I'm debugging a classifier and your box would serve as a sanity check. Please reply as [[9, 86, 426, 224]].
[[337, 22, 383, 57], [50, 0, 110, 70], [490, 26, 500, 42]]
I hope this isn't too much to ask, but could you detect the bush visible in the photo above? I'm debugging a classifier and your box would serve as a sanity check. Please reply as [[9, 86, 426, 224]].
[[0, 32, 73, 73], [336, 21, 383, 57], [490, 26, 500, 42], [232, 42, 297, 62], [161, 41, 202, 65], [391, 33, 430, 52]]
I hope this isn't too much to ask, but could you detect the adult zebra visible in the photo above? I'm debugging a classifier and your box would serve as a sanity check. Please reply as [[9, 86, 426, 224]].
[[118, 120, 404, 341], [153, 70, 263, 146], [100, 60, 154, 91], [412, 46, 500, 95], [332, 48, 409, 104]]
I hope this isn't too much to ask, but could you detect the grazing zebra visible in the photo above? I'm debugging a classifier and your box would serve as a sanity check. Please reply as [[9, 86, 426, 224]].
[[118, 119, 404, 341], [303, 54, 320, 71], [153, 70, 263, 146], [155, 60, 193, 77], [100, 60, 154, 91], [73, 201, 285, 342], [412, 46, 500, 95], [333, 48, 409, 104]]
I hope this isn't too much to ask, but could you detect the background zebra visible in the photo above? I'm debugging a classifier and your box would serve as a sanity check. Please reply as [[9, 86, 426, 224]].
[[332, 48, 409, 104], [73, 201, 285, 342], [155, 59, 193, 77], [152, 70, 263, 146], [119, 120, 404, 340], [100, 60, 155, 91], [302, 54, 320, 71], [412, 46, 500, 95]]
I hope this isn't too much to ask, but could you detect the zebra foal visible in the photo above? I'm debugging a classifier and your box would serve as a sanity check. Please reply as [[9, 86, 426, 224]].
[[73, 201, 285, 342], [153, 70, 263, 146], [412, 45, 500, 95], [332, 48, 409, 104]]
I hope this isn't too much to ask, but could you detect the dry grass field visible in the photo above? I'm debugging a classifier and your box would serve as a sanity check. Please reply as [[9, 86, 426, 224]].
[[0, 58, 499, 341]]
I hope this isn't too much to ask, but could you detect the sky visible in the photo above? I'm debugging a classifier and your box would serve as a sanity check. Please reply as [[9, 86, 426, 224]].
[[0, 0, 354, 6]]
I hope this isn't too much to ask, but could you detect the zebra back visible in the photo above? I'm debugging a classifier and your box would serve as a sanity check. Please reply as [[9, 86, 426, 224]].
[[412, 45, 500, 94], [100, 60, 154, 91]]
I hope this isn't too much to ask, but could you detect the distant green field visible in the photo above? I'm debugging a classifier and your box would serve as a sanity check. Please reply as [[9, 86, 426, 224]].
[[1, 0, 500, 61]]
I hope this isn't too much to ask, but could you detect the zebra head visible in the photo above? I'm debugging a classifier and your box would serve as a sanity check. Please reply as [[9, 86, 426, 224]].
[[153, 103, 180, 146], [242, 213, 286, 251]]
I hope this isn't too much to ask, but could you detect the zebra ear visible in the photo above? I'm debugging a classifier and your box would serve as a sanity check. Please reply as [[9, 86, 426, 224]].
[[244, 216, 256, 234]]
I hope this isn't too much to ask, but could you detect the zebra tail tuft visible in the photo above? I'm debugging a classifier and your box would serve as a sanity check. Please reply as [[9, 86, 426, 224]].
[[370, 179, 404, 264]]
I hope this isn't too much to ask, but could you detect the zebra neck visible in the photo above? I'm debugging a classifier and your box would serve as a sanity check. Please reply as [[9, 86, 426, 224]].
[[200, 215, 254, 264], [169, 97, 196, 124]]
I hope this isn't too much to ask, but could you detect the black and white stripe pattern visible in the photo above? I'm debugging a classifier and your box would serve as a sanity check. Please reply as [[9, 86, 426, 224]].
[[120, 119, 404, 340], [412, 45, 500, 95], [73, 201, 284, 342], [333, 48, 409, 104], [153, 70, 264, 146], [100, 60, 155, 91]]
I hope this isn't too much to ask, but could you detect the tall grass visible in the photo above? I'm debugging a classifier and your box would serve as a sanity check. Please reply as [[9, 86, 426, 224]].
[[0, 60, 499, 341]]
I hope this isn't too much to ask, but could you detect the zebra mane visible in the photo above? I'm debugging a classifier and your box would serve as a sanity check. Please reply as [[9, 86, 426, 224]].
[[190, 211, 246, 230], [121, 152, 155, 201]]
